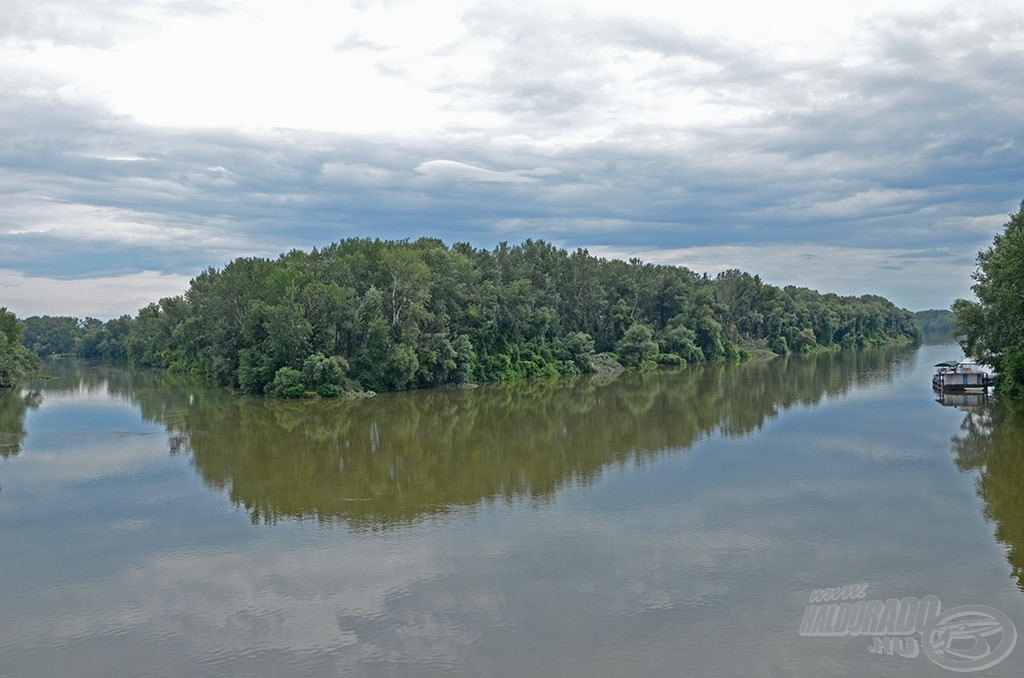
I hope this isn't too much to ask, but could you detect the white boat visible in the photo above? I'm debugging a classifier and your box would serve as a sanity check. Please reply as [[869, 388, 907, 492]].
[[932, 360, 992, 393]]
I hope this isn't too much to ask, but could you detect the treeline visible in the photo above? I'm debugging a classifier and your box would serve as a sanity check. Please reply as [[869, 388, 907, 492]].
[[20, 315, 132, 362], [914, 309, 956, 341], [711, 269, 919, 354], [122, 239, 919, 395], [15, 238, 920, 395]]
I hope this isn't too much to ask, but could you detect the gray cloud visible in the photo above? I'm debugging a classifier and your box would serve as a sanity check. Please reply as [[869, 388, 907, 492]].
[[415, 160, 557, 184], [1, 2, 1022, 312]]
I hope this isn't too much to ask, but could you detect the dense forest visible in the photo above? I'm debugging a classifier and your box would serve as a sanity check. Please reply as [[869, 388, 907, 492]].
[[20, 315, 132, 363], [8, 239, 920, 395], [914, 309, 957, 342], [955, 200, 1024, 397]]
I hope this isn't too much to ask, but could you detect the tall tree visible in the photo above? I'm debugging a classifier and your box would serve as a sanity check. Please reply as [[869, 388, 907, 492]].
[[0, 308, 41, 387], [955, 200, 1024, 396]]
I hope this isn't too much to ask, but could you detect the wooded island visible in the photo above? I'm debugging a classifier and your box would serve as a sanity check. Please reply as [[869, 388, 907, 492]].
[[4, 238, 921, 395]]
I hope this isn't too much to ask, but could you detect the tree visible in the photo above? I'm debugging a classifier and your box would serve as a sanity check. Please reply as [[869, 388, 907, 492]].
[[0, 308, 41, 387], [955, 200, 1024, 397], [616, 322, 658, 367], [21, 316, 79, 356], [116, 237, 919, 396]]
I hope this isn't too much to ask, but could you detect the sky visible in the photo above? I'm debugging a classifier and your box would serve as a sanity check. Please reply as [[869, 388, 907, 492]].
[[1, 0, 1023, 317]]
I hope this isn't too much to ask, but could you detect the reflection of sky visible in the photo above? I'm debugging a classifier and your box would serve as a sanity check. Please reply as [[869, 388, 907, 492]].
[[2, 345, 1023, 677]]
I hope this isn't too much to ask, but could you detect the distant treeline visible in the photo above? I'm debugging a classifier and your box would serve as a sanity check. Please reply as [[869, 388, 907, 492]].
[[914, 309, 957, 341], [13, 238, 920, 395], [20, 315, 132, 362]]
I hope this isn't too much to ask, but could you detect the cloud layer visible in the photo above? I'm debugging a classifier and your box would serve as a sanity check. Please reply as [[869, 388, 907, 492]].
[[2, 0, 1023, 315]]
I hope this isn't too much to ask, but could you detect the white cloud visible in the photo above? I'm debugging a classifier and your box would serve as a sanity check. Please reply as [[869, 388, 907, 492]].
[[0, 269, 191, 318], [802, 189, 935, 219], [4, 0, 1010, 139], [415, 160, 554, 184], [1, 200, 207, 245]]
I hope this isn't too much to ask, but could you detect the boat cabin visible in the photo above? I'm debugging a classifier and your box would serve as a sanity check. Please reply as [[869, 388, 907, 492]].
[[932, 360, 992, 393]]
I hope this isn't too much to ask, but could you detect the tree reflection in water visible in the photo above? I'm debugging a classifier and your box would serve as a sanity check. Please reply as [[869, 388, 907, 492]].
[[15, 349, 914, 529], [0, 388, 41, 459], [951, 402, 1024, 590]]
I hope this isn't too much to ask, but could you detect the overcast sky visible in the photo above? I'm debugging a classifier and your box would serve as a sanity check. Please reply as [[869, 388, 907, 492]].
[[2, 0, 1022, 317]]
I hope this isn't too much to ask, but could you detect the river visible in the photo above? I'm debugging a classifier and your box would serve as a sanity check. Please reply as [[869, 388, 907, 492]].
[[1, 344, 1022, 676]]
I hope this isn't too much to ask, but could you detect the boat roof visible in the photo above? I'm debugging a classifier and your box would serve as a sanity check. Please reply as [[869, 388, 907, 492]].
[[935, 360, 961, 367]]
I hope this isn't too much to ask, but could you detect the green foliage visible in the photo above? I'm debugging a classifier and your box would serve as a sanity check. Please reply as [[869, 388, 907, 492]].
[[110, 238, 919, 396], [713, 269, 920, 353], [302, 353, 348, 394], [556, 331, 596, 373], [616, 323, 659, 367], [0, 308, 41, 387], [76, 316, 131, 362], [661, 316, 703, 363], [915, 309, 956, 341], [22, 315, 79, 356], [955, 200, 1024, 397], [265, 366, 308, 399], [20, 314, 131, 362]]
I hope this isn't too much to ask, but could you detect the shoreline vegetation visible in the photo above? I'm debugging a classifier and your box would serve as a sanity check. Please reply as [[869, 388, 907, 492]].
[[955, 200, 1024, 398], [6, 238, 920, 396], [0, 308, 40, 389]]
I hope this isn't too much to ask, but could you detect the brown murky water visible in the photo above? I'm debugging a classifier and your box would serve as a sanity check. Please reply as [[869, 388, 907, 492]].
[[1, 344, 1022, 676]]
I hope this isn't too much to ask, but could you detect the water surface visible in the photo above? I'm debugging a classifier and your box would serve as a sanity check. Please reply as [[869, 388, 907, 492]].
[[1, 345, 1023, 676]]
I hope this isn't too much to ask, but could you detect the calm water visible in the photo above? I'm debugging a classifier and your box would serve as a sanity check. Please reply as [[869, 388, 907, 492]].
[[2, 344, 1024, 676]]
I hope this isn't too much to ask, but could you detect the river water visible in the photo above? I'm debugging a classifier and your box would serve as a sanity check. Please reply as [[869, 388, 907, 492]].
[[1, 344, 1022, 676]]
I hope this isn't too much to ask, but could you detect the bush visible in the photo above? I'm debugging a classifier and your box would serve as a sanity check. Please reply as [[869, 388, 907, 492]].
[[616, 323, 658, 367], [316, 383, 344, 397], [302, 353, 347, 391], [265, 367, 307, 398]]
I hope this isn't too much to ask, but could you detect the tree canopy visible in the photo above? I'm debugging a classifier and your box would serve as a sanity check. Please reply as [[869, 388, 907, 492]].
[[21, 315, 131, 361], [954, 200, 1024, 397], [114, 238, 919, 396], [915, 309, 957, 342], [0, 308, 41, 388]]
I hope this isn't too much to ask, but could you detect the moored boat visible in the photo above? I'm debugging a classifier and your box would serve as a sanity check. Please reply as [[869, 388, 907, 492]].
[[932, 360, 992, 393]]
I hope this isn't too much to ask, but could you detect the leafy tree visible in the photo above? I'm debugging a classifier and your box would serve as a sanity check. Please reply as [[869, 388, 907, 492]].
[[616, 322, 659, 367], [21, 316, 79, 356], [302, 353, 348, 396], [0, 308, 41, 387], [265, 367, 307, 398], [955, 200, 1024, 396], [661, 316, 703, 363]]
